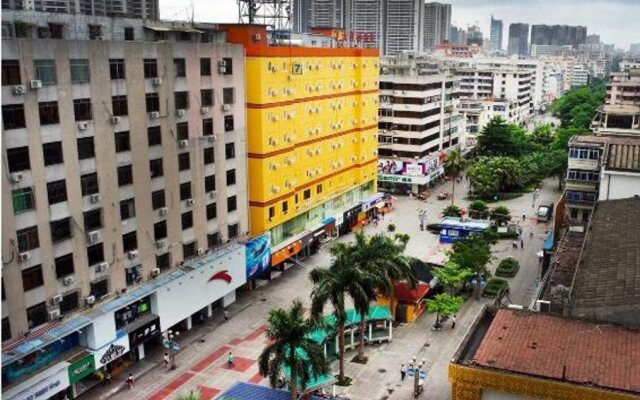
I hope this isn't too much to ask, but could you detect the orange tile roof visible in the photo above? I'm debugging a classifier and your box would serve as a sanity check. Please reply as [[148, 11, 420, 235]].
[[472, 309, 640, 394]]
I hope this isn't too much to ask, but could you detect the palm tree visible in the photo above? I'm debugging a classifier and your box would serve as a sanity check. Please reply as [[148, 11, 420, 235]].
[[443, 148, 467, 206], [258, 300, 329, 399], [309, 249, 373, 383]]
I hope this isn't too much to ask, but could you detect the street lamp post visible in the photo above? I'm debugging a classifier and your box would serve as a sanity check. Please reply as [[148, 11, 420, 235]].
[[412, 357, 426, 397], [164, 330, 180, 370]]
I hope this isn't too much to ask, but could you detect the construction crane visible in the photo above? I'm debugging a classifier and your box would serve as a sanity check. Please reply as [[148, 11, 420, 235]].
[[237, 0, 291, 32]]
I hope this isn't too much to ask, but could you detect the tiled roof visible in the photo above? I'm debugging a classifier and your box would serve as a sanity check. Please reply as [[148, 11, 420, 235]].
[[216, 382, 325, 400], [606, 143, 640, 172], [571, 197, 640, 308], [472, 309, 640, 394]]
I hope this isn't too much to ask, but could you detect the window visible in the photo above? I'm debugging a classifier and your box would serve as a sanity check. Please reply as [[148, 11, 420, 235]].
[[303, 189, 311, 200], [2, 104, 26, 130], [22, 265, 44, 291], [39, 101, 59, 125], [109, 59, 126, 80], [227, 195, 237, 212], [144, 59, 158, 78], [317, 184, 322, 194], [87, 244, 104, 266], [200, 58, 211, 76], [84, 209, 102, 231], [125, 265, 143, 285], [80, 173, 99, 196], [282, 201, 288, 213], [206, 203, 217, 220], [208, 232, 221, 247], [176, 122, 189, 140], [225, 143, 235, 159], [228, 223, 239, 239], [7, 147, 30, 172], [222, 57, 233, 75], [204, 147, 215, 164], [148, 126, 162, 146], [226, 169, 236, 185], [174, 58, 186, 77], [146, 93, 160, 113], [124, 27, 134, 41], [115, 131, 131, 152], [203, 118, 213, 136], [178, 31, 191, 41], [120, 198, 136, 220], [2, 318, 11, 342], [77, 137, 95, 160], [50, 218, 71, 242], [73, 99, 92, 121], [55, 254, 74, 278], [90, 279, 108, 298], [112, 95, 128, 116], [59, 292, 79, 314], [17, 226, 39, 252], [223, 87, 235, 104], [150, 158, 163, 178], [157, 253, 170, 271], [122, 232, 137, 252], [2, 60, 21, 85], [205, 175, 216, 192], [224, 115, 234, 132], [183, 242, 196, 259], [27, 302, 48, 328], [175, 91, 189, 109], [269, 206, 275, 219], [154, 221, 167, 239], [178, 153, 190, 171], [34, 60, 56, 85], [182, 211, 193, 230], [117, 165, 133, 186], [180, 182, 192, 200], [70, 59, 90, 83], [201, 89, 213, 107], [47, 180, 67, 204], [88, 24, 102, 40], [152, 190, 165, 209], [12, 188, 35, 214]]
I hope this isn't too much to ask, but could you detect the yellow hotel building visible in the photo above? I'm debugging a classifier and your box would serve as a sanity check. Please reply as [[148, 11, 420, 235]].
[[221, 25, 380, 266]]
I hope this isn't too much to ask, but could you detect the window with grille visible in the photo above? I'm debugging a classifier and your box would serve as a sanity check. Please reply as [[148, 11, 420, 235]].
[[150, 158, 163, 178], [12, 188, 35, 214], [154, 221, 167, 239], [224, 115, 234, 132], [228, 223, 239, 239], [2, 60, 21, 85], [34, 60, 56, 85], [50, 218, 71, 242], [117, 165, 133, 186], [88, 24, 102, 39], [83, 209, 102, 231], [157, 253, 171, 271], [112, 96, 128, 116], [43, 142, 64, 166], [227, 195, 237, 212], [122, 232, 138, 252], [39, 102, 59, 125], [182, 211, 193, 230], [143, 59, 158, 78], [146, 93, 160, 112], [124, 27, 134, 41], [2, 104, 26, 130], [204, 147, 214, 164], [180, 182, 191, 200], [109, 59, 126, 80], [125, 265, 143, 285], [225, 143, 235, 159], [226, 169, 236, 185], [152, 190, 165, 209], [47, 180, 67, 204], [176, 122, 189, 140], [148, 126, 162, 146], [27, 302, 47, 328], [80, 173, 99, 196], [200, 58, 211, 76], [73, 99, 93, 121], [206, 202, 217, 220], [222, 58, 233, 75], [208, 232, 221, 248], [60, 292, 79, 314], [115, 131, 131, 152], [178, 153, 190, 171], [120, 198, 136, 220], [203, 118, 213, 136], [70, 59, 90, 83], [55, 254, 74, 278], [90, 279, 108, 298], [87, 244, 104, 266], [201, 89, 213, 107], [7, 147, 30, 171], [22, 265, 44, 291], [223, 87, 235, 104], [77, 137, 95, 159], [174, 58, 186, 77], [183, 241, 196, 259], [175, 91, 189, 109], [205, 175, 216, 192]]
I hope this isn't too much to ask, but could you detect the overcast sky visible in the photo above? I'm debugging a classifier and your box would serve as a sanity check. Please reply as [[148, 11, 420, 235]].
[[159, 0, 640, 49]]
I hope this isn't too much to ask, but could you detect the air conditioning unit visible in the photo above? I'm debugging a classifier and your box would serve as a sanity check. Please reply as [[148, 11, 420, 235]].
[[89, 194, 101, 204], [200, 106, 210, 114], [155, 239, 166, 249], [111, 116, 121, 125], [51, 294, 63, 305], [178, 140, 189, 148], [209, 191, 217, 199], [30, 80, 42, 89], [185, 198, 194, 207], [10, 172, 23, 183], [222, 104, 231, 112], [218, 62, 227, 74], [77, 121, 88, 130], [197, 248, 205, 256], [158, 207, 168, 217], [536, 300, 551, 312], [127, 250, 139, 259], [206, 135, 216, 144], [12, 85, 26, 95], [149, 111, 160, 119], [252, 33, 261, 41], [48, 309, 61, 320], [95, 262, 109, 273], [18, 252, 31, 263], [150, 268, 160, 277], [176, 109, 186, 118], [85, 295, 95, 305], [152, 78, 162, 86], [86, 231, 100, 244], [63, 276, 75, 286]]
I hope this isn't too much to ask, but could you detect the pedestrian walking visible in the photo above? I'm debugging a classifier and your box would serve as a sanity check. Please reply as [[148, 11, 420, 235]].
[[105, 370, 111, 385], [163, 352, 170, 369], [451, 314, 457, 329], [400, 364, 407, 381], [522, 212, 526, 222], [227, 352, 235, 368], [381, 210, 385, 220], [512, 239, 518, 249], [223, 308, 229, 322], [520, 238, 524, 249], [529, 227, 534, 238], [126, 373, 135, 390]]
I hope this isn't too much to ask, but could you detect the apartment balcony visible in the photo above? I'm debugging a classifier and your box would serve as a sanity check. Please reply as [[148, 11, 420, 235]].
[[565, 179, 598, 192]]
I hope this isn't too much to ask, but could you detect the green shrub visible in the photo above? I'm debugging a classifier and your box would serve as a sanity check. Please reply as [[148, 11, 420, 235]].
[[482, 278, 508, 297], [496, 258, 520, 277], [443, 205, 462, 218], [469, 200, 489, 219], [490, 205, 511, 224]]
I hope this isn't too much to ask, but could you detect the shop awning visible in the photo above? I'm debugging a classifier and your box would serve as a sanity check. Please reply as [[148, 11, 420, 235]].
[[367, 305, 392, 320], [282, 347, 336, 393], [543, 230, 554, 251], [322, 217, 336, 225], [393, 281, 430, 303]]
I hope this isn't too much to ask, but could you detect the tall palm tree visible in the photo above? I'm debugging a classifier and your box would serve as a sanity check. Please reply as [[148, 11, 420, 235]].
[[258, 300, 329, 399], [309, 249, 373, 383], [443, 148, 467, 206]]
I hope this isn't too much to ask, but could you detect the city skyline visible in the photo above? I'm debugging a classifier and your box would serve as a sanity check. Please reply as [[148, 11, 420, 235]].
[[159, 0, 639, 49]]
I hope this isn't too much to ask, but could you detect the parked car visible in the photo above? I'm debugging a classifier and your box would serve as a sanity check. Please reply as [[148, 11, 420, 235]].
[[537, 202, 554, 222]]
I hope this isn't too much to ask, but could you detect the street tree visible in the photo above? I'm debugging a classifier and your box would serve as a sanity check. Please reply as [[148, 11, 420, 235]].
[[443, 205, 462, 218], [448, 235, 493, 300], [433, 261, 473, 296], [468, 200, 489, 219], [443, 148, 467, 205], [425, 293, 464, 327]]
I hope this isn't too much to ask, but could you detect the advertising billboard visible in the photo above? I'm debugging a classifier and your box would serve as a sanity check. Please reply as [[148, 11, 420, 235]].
[[246, 233, 271, 280]]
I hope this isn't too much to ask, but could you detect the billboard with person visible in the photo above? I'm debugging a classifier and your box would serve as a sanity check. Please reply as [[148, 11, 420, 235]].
[[246, 233, 271, 280]]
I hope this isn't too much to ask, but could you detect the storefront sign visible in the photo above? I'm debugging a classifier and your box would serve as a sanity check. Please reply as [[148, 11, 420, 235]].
[[8, 367, 70, 400], [245, 233, 271, 280], [92, 335, 130, 369], [68, 354, 95, 384], [378, 174, 429, 185], [129, 317, 161, 347], [405, 163, 423, 176]]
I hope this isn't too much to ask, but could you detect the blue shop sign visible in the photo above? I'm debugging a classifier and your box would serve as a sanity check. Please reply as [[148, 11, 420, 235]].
[[246, 233, 271, 280]]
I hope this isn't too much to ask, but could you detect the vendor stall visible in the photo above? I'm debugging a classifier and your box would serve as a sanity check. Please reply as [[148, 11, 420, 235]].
[[377, 281, 431, 323], [439, 218, 491, 243]]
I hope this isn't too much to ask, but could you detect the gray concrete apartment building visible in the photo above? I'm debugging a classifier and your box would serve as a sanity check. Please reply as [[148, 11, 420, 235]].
[[2, 0, 158, 20], [1, 11, 248, 341]]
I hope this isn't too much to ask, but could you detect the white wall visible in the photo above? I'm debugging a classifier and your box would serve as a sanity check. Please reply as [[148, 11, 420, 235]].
[[86, 312, 117, 350], [599, 172, 640, 201]]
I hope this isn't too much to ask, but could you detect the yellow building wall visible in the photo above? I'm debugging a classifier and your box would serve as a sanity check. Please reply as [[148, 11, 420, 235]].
[[449, 364, 639, 400], [245, 55, 379, 235]]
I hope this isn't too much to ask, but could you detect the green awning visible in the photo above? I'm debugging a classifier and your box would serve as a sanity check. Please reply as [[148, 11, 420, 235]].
[[367, 305, 392, 321], [282, 347, 336, 393]]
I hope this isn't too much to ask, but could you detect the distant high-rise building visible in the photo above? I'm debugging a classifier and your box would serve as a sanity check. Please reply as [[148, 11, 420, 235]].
[[310, 0, 345, 28], [466, 24, 483, 47], [530, 24, 587, 49], [585, 34, 600, 45], [423, 2, 451, 50], [292, 0, 312, 32], [384, 0, 423, 55], [449, 26, 467, 46], [508, 23, 529, 55], [345, 0, 383, 49], [489, 16, 503, 51], [630, 43, 640, 57], [1, 0, 158, 18]]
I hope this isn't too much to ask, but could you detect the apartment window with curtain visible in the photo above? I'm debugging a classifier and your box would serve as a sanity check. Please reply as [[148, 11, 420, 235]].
[[12, 188, 35, 214], [17, 226, 39, 252], [109, 59, 126, 80], [34, 60, 56, 85], [70, 59, 90, 83]]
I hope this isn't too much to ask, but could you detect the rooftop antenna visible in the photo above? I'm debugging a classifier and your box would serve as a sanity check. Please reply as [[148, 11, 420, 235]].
[[238, 0, 291, 32]]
